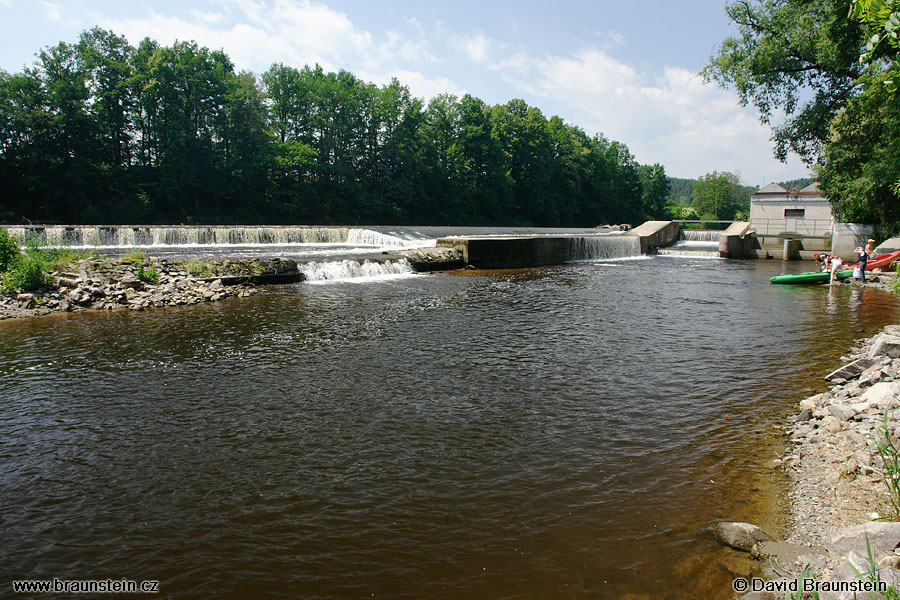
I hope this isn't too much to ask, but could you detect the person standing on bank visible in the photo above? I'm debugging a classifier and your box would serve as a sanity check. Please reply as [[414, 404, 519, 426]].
[[859, 238, 874, 283]]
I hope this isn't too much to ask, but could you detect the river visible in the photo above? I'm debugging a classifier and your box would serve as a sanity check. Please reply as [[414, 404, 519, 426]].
[[2, 255, 898, 599]]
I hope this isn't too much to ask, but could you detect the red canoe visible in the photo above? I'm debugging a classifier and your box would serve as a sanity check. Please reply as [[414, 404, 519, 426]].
[[851, 250, 900, 271]]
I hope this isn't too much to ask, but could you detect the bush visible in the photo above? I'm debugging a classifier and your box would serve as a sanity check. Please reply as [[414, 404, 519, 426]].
[[0, 229, 20, 272], [121, 249, 146, 263], [1, 253, 51, 293], [136, 264, 159, 284], [0, 234, 88, 294]]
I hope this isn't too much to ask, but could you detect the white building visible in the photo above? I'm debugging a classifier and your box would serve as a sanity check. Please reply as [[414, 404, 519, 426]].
[[749, 182, 833, 238]]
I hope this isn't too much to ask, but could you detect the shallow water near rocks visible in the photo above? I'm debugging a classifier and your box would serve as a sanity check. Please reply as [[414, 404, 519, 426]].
[[2, 258, 898, 599]]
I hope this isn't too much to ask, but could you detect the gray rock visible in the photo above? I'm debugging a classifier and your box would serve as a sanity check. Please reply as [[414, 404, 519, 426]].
[[825, 357, 877, 381], [869, 334, 900, 359], [120, 278, 143, 290], [797, 409, 812, 422], [828, 404, 856, 422], [860, 382, 900, 410], [209, 278, 224, 291], [710, 521, 773, 551], [827, 522, 900, 557]]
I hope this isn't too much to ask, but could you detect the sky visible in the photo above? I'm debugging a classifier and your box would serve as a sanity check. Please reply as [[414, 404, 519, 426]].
[[0, 0, 813, 186]]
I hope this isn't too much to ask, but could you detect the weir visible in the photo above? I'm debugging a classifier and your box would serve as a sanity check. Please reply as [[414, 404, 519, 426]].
[[434, 234, 643, 269], [656, 229, 722, 259], [1, 225, 415, 248]]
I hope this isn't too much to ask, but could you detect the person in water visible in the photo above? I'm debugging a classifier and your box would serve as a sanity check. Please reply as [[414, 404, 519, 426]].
[[830, 255, 846, 285]]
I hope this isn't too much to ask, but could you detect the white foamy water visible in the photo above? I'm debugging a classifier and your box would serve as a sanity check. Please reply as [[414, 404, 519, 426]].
[[299, 259, 418, 283]]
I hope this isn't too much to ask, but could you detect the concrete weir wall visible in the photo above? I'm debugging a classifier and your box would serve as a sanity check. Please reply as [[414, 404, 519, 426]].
[[718, 222, 760, 259], [435, 236, 575, 269], [627, 221, 680, 254]]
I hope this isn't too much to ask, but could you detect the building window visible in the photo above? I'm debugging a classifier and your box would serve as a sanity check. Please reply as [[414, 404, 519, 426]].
[[784, 209, 805, 218]]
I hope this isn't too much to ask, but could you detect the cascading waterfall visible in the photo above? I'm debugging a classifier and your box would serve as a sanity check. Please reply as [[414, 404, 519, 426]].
[[2, 225, 406, 248], [346, 229, 407, 247], [299, 259, 416, 282], [679, 229, 722, 242], [565, 235, 643, 261], [657, 229, 721, 258]]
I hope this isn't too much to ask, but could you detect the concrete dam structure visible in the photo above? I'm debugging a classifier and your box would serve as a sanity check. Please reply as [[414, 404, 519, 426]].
[[1, 221, 760, 272]]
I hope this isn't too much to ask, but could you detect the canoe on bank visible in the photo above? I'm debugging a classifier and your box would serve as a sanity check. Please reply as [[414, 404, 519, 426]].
[[858, 250, 900, 271], [770, 251, 900, 285], [770, 269, 853, 284]]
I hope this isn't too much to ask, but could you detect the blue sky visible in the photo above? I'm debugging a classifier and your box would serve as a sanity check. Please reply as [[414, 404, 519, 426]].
[[0, 0, 812, 185]]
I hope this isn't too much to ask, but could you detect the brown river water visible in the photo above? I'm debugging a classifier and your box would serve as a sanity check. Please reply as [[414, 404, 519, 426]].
[[2, 256, 899, 599]]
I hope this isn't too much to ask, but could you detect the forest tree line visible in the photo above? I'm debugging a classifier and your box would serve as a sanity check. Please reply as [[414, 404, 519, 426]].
[[0, 28, 672, 227]]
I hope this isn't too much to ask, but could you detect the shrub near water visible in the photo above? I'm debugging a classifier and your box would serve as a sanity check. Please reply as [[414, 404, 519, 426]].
[[0, 234, 90, 293], [0, 229, 19, 273]]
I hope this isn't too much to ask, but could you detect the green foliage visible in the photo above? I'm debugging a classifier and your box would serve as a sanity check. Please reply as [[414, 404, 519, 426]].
[[182, 258, 215, 276], [851, 0, 900, 92], [1, 253, 50, 293], [135, 264, 159, 284], [893, 262, 900, 295], [703, 0, 863, 164], [817, 69, 900, 230], [0, 28, 665, 228], [666, 201, 698, 221], [690, 171, 746, 220], [707, 0, 900, 232], [121, 249, 146, 263], [0, 235, 63, 293], [0, 228, 20, 272], [874, 411, 900, 519]]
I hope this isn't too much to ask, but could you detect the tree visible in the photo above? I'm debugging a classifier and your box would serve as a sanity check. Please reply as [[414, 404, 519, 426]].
[[637, 163, 670, 219], [691, 171, 745, 220], [852, 0, 900, 92], [702, 0, 864, 165], [818, 69, 900, 228]]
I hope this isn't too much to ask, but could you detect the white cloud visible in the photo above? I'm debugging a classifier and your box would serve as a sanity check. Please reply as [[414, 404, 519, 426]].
[[0, 0, 12, 9], [462, 33, 490, 63], [494, 46, 808, 183], [94, 1, 807, 183]]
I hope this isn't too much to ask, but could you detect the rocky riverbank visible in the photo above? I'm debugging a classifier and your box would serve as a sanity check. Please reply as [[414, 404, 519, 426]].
[[0, 246, 466, 321], [723, 276, 900, 599], [0, 256, 299, 320]]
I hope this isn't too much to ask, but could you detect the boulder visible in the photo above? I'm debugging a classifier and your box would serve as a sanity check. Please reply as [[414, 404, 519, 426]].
[[825, 358, 877, 381], [869, 334, 900, 359], [827, 404, 856, 422], [821, 415, 842, 434], [710, 521, 773, 551], [860, 382, 900, 410], [827, 522, 900, 557], [799, 398, 817, 411]]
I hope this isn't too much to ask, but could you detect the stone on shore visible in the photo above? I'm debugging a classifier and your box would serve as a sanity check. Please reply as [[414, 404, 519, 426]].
[[710, 521, 773, 552], [825, 357, 877, 381], [860, 382, 900, 410], [827, 522, 900, 557]]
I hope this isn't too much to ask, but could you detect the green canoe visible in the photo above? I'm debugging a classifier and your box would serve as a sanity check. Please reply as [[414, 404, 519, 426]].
[[770, 269, 853, 284]]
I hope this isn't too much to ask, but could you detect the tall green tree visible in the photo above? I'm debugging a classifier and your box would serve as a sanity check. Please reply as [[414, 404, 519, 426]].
[[702, 0, 864, 164], [637, 163, 670, 220], [691, 171, 745, 220]]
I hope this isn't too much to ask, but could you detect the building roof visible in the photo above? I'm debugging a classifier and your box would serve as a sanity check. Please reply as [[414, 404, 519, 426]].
[[799, 182, 822, 193], [756, 183, 787, 194]]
